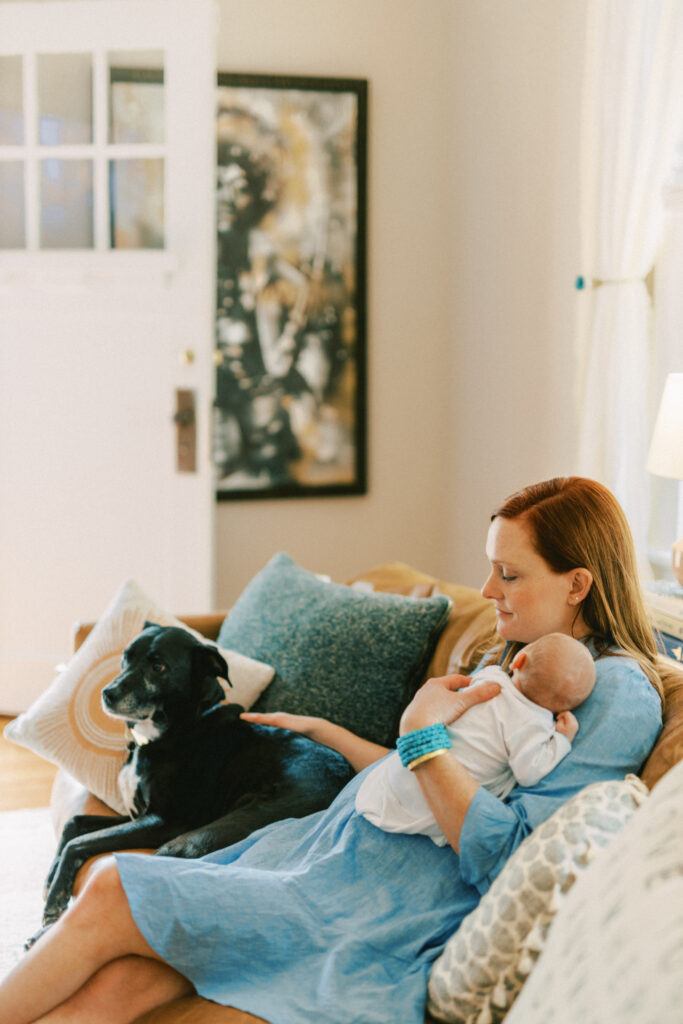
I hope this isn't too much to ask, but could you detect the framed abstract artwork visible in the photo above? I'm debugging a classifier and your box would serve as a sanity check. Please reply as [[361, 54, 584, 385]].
[[213, 73, 368, 499]]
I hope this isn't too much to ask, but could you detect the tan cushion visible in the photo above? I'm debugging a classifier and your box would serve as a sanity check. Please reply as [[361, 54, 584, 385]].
[[640, 660, 683, 788], [347, 562, 498, 679], [73, 612, 227, 651]]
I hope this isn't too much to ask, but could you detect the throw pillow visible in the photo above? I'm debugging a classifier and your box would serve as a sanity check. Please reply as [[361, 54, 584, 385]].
[[504, 759, 683, 1024], [4, 579, 274, 815], [217, 552, 453, 747], [427, 774, 649, 1024], [347, 562, 498, 679]]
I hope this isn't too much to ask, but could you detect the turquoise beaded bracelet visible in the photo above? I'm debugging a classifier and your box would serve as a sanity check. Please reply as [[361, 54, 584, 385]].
[[396, 724, 451, 769]]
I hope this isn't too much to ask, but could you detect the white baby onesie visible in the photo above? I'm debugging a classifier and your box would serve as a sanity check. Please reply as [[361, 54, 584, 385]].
[[355, 665, 571, 846]]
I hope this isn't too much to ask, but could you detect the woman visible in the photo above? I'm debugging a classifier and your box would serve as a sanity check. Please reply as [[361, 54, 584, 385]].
[[0, 477, 665, 1024]]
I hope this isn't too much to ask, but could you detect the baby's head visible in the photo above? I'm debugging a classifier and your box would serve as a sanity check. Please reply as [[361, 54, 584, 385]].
[[511, 633, 596, 713]]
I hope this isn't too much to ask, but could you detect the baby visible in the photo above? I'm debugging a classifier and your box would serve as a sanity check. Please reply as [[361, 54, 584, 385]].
[[355, 632, 596, 846]]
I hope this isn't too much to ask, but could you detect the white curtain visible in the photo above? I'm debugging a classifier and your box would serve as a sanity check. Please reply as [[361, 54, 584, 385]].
[[577, 0, 683, 562]]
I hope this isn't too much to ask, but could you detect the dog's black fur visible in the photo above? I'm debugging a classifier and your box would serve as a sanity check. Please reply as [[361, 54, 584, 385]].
[[38, 622, 354, 938]]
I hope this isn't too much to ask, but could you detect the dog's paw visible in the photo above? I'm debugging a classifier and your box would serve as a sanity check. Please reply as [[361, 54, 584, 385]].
[[42, 886, 70, 927], [43, 860, 59, 899], [155, 832, 213, 859], [24, 924, 51, 951]]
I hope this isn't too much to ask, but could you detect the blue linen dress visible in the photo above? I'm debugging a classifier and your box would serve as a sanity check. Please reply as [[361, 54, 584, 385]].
[[115, 650, 661, 1024]]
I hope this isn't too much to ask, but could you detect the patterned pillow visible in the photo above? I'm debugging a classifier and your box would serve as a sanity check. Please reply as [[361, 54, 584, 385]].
[[427, 774, 649, 1024], [4, 579, 274, 814], [218, 552, 453, 747], [504, 759, 683, 1024]]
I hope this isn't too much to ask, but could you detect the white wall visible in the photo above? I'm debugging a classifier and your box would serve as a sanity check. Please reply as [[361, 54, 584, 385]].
[[444, 0, 586, 587], [214, 0, 587, 604]]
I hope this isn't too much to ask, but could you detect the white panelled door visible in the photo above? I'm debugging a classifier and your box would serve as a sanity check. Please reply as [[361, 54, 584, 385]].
[[0, 0, 217, 712]]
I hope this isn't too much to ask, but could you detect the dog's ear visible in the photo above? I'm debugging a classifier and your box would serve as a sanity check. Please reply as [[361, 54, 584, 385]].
[[198, 675, 226, 714], [143, 620, 161, 631], [193, 644, 230, 714], [193, 644, 229, 684]]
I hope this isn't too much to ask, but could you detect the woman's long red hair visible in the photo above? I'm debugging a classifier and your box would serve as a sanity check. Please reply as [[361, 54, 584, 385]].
[[492, 477, 663, 698]]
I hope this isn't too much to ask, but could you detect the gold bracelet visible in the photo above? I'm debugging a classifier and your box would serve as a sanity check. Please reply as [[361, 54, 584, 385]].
[[407, 747, 450, 771]]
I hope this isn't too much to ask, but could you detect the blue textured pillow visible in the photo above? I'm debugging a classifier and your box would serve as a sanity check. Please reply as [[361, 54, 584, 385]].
[[218, 552, 452, 747]]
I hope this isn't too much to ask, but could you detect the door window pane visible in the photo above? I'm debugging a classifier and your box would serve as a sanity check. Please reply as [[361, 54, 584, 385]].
[[38, 53, 92, 145], [40, 159, 93, 248], [0, 162, 26, 247], [2, 47, 168, 251], [0, 55, 24, 145], [109, 53, 164, 144], [109, 157, 164, 248]]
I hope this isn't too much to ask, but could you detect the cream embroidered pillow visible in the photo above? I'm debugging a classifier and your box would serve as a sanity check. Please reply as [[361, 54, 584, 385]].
[[427, 774, 649, 1024], [4, 579, 275, 815]]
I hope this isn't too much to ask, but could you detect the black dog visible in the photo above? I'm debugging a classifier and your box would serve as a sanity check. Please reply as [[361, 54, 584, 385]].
[[38, 622, 354, 937]]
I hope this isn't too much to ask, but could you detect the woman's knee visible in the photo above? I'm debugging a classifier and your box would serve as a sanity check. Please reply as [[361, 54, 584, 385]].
[[71, 857, 163, 961], [73, 850, 119, 897], [68, 857, 130, 936], [79, 856, 124, 906]]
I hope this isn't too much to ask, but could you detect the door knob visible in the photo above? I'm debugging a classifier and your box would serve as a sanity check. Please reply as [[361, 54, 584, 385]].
[[173, 407, 195, 428]]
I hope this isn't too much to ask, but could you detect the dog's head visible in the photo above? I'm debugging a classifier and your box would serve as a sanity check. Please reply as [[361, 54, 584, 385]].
[[101, 623, 230, 738]]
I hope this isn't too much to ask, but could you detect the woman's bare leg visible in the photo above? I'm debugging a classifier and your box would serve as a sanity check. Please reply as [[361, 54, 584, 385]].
[[33, 956, 193, 1024], [0, 857, 186, 1024]]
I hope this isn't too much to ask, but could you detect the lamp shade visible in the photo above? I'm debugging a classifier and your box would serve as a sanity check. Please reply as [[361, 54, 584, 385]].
[[647, 373, 683, 480]]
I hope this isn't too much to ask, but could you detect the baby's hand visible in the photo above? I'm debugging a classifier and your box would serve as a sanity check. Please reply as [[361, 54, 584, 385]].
[[555, 710, 579, 742]]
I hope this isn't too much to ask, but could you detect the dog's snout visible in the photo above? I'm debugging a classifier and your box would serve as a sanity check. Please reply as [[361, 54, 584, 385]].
[[102, 671, 133, 712], [101, 678, 121, 709]]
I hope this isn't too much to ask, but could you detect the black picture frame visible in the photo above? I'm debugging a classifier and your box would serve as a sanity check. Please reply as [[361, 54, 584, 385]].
[[214, 73, 368, 500]]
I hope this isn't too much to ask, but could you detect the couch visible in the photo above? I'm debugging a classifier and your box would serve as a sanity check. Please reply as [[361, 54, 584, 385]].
[[45, 561, 683, 1024]]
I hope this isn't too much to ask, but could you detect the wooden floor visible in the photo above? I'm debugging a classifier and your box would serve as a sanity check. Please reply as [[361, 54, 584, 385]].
[[0, 716, 57, 811]]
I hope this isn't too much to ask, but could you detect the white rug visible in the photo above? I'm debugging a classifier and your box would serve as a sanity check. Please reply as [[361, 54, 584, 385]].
[[0, 807, 55, 981]]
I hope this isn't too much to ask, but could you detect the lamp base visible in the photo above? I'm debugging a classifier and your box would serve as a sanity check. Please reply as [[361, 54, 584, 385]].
[[673, 537, 683, 587]]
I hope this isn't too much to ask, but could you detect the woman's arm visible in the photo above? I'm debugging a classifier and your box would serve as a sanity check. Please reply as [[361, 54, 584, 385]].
[[240, 710, 390, 772], [243, 674, 502, 841]]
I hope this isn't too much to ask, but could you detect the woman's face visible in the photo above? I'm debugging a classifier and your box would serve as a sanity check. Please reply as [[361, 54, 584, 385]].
[[481, 516, 588, 644]]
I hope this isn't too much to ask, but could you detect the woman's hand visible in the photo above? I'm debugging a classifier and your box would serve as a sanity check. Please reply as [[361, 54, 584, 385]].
[[239, 710, 321, 738], [400, 674, 501, 735], [240, 711, 389, 773]]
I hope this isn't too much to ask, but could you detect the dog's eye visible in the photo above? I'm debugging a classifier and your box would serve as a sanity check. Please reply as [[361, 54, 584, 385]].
[[151, 660, 166, 673]]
